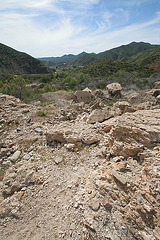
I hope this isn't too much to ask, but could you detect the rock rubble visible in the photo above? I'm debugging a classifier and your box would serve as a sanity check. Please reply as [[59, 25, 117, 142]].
[[0, 89, 160, 240]]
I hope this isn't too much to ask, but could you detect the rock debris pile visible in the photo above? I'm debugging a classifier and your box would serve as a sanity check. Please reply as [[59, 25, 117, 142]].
[[0, 86, 160, 240]]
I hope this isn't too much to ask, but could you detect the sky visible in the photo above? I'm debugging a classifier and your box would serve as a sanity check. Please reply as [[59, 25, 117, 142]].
[[0, 0, 160, 57]]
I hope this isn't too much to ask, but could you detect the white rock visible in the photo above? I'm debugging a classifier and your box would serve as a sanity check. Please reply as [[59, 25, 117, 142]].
[[11, 150, 21, 162], [54, 156, 63, 164]]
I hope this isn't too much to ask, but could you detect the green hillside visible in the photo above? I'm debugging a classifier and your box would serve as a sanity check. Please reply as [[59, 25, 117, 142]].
[[0, 42, 160, 103], [127, 46, 160, 70], [39, 52, 86, 66], [75, 60, 137, 77], [0, 43, 51, 74], [73, 42, 160, 66], [67, 58, 155, 90]]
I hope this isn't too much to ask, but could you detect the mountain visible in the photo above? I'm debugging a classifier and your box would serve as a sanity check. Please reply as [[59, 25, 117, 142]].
[[128, 46, 160, 70], [38, 52, 86, 66], [73, 42, 160, 66], [0, 43, 51, 74]]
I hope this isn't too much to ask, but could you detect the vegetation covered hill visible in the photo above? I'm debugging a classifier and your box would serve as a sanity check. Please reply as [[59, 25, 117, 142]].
[[39, 52, 86, 66], [67, 58, 157, 90], [128, 46, 160, 70], [72, 42, 160, 66], [0, 41, 160, 103], [0, 43, 51, 74]]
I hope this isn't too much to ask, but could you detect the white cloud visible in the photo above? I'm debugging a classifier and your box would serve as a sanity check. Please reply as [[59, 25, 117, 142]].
[[89, 11, 160, 52], [0, 0, 51, 9], [0, 0, 99, 12], [107, 0, 160, 7], [0, 0, 160, 57], [1, 10, 160, 57]]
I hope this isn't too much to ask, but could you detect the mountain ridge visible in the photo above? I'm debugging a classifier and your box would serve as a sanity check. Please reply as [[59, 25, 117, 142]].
[[0, 43, 51, 74], [37, 41, 160, 68], [0, 41, 160, 75], [72, 42, 160, 66], [38, 52, 87, 66]]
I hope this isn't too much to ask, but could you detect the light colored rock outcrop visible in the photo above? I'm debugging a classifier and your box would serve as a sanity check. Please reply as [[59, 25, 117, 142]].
[[154, 80, 160, 86], [113, 101, 135, 114], [74, 90, 92, 103], [87, 107, 114, 124], [0, 91, 160, 240], [83, 87, 92, 93], [156, 94, 160, 104], [10, 150, 21, 162], [93, 89, 105, 99], [46, 122, 101, 146], [101, 109, 160, 157], [127, 92, 141, 103], [106, 82, 122, 98]]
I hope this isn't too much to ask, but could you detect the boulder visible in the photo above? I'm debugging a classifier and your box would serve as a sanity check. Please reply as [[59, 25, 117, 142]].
[[101, 109, 160, 157], [106, 83, 122, 98], [87, 107, 114, 124], [154, 81, 160, 88], [46, 130, 66, 145], [156, 95, 160, 104], [46, 122, 101, 146], [113, 101, 135, 114], [74, 90, 92, 104], [93, 89, 105, 99], [83, 87, 92, 93], [127, 92, 141, 103], [152, 89, 160, 97], [87, 109, 105, 123], [112, 170, 127, 185]]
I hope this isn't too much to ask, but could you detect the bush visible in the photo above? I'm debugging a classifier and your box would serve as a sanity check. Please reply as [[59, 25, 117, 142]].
[[62, 76, 78, 90], [38, 111, 47, 117], [2, 76, 26, 99], [43, 83, 56, 92]]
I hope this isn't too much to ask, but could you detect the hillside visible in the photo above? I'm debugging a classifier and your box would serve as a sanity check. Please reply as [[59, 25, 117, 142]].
[[39, 52, 86, 66], [128, 46, 160, 70], [0, 43, 51, 74], [37, 42, 160, 69], [66, 58, 156, 90], [75, 60, 138, 77], [1, 41, 160, 103], [73, 42, 160, 66]]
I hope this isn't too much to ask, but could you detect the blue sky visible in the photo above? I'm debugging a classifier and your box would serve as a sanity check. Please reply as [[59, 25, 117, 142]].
[[0, 0, 160, 57]]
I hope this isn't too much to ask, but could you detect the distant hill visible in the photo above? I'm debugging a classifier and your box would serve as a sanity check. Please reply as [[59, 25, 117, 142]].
[[73, 42, 160, 66], [0, 43, 51, 74], [127, 46, 160, 70], [37, 42, 160, 68], [38, 52, 86, 66]]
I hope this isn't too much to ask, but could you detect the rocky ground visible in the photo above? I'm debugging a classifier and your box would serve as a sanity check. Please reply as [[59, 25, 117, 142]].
[[0, 86, 160, 240]]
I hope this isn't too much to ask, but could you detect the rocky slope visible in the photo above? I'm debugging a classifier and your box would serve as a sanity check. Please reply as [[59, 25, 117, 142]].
[[0, 86, 160, 240]]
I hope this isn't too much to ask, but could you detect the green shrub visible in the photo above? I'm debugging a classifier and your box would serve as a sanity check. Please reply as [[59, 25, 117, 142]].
[[62, 76, 78, 90], [38, 111, 47, 117], [43, 83, 56, 92]]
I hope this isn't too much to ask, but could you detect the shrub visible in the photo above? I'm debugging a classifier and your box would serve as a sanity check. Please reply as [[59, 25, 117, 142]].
[[62, 76, 78, 90], [38, 111, 47, 117]]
